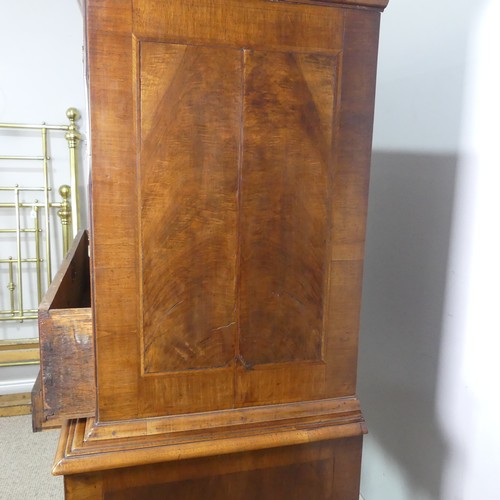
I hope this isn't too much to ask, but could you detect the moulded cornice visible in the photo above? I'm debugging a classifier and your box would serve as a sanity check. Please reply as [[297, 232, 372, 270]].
[[274, 0, 390, 11]]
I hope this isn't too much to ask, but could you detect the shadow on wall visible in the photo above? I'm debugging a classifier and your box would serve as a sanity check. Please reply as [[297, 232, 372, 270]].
[[358, 151, 458, 499]]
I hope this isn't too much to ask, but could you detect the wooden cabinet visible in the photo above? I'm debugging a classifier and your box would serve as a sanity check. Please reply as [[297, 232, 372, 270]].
[[34, 0, 389, 498]]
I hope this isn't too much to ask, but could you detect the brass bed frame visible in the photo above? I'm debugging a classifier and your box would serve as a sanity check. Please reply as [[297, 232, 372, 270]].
[[0, 108, 81, 369]]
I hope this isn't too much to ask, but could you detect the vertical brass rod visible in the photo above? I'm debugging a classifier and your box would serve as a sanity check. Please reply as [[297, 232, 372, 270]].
[[42, 127, 52, 284], [69, 147, 79, 238], [34, 204, 42, 304], [57, 185, 71, 255], [7, 258, 15, 315], [14, 187, 24, 321], [65, 108, 81, 238]]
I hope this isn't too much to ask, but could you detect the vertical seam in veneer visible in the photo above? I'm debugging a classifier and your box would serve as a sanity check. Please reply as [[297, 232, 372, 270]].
[[234, 48, 246, 406], [134, 35, 146, 382]]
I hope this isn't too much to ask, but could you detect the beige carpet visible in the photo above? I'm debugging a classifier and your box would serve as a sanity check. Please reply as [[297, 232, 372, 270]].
[[0, 415, 63, 500]]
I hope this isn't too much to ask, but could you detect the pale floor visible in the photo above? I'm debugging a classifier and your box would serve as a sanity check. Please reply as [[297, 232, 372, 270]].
[[0, 414, 63, 500]]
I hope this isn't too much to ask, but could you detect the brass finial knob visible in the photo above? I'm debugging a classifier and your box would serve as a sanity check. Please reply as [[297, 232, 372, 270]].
[[66, 107, 81, 122], [65, 108, 81, 148], [58, 185, 72, 226], [59, 184, 71, 200]]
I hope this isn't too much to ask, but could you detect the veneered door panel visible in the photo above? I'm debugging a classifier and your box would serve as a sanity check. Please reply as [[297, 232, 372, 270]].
[[140, 42, 240, 374], [129, 41, 242, 416], [239, 49, 336, 366]]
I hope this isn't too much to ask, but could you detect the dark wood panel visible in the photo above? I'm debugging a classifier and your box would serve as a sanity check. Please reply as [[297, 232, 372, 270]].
[[39, 308, 94, 422], [34, 230, 95, 427], [31, 372, 44, 431], [235, 9, 381, 406], [140, 42, 241, 373], [239, 49, 336, 365], [64, 439, 363, 500], [40, 230, 90, 311], [106, 459, 333, 499]]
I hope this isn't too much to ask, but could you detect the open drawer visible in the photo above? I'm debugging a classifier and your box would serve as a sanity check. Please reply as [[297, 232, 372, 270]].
[[32, 230, 95, 431]]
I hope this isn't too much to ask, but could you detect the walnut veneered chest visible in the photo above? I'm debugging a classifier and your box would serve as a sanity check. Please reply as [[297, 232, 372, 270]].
[[34, 1, 389, 497]]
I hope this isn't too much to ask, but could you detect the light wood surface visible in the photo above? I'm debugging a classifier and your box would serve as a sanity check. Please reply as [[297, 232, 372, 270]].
[[0, 392, 31, 417], [53, 397, 365, 476]]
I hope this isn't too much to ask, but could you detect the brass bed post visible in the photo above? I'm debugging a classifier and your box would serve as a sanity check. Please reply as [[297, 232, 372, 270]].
[[65, 107, 82, 240]]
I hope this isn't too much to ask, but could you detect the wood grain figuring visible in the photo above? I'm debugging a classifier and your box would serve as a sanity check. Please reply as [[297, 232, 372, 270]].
[[240, 50, 336, 365], [141, 43, 338, 374], [235, 9, 381, 407], [63, 439, 363, 500], [140, 42, 240, 373], [86, 0, 382, 423], [88, 0, 141, 421], [134, 0, 344, 53], [105, 458, 334, 499]]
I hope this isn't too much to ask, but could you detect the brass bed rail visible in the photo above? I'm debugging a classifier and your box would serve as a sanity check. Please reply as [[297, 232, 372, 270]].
[[0, 108, 81, 367]]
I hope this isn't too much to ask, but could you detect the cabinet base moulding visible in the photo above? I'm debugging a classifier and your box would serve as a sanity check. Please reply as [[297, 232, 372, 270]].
[[57, 398, 366, 499], [54, 396, 366, 476]]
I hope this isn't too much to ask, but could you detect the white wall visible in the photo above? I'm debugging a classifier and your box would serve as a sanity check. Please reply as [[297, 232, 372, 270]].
[[359, 0, 500, 498], [0, 0, 87, 394]]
